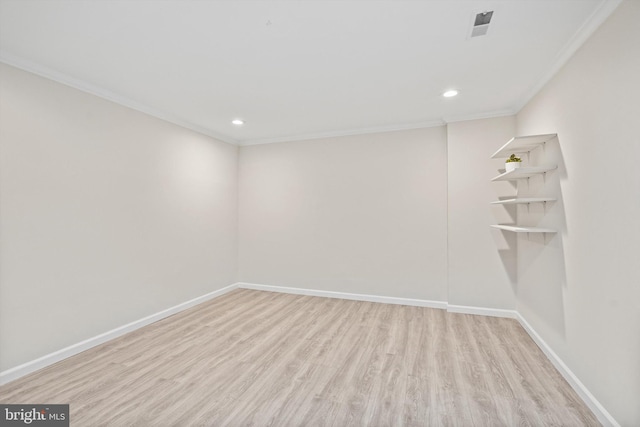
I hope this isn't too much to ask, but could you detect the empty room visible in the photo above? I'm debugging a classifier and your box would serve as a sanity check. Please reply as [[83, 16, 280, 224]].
[[0, 0, 638, 426]]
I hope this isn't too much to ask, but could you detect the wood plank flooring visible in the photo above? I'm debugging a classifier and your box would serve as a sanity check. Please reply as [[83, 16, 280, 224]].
[[0, 289, 599, 426]]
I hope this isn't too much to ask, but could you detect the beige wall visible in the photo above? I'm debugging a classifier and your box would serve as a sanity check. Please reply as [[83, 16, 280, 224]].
[[516, 1, 640, 424], [238, 128, 448, 301], [447, 116, 517, 310], [2, 3, 638, 422], [0, 63, 239, 371]]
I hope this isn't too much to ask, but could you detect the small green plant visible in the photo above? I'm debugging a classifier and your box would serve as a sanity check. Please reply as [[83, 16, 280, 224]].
[[506, 154, 522, 163]]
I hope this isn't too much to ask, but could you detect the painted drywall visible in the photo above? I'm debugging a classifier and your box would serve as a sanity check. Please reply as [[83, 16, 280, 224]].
[[238, 127, 448, 301], [0, 63, 238, 371], [515, 1, 640, 424], [447, 116, 517, 310]]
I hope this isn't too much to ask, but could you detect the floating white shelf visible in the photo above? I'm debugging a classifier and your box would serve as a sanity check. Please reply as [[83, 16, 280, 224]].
[[490, 133, 557, 159], [491, 197, 556, 205], [491, 166, 557, 181], [491, 225, 556, 233], [490, 133, 560, 240]]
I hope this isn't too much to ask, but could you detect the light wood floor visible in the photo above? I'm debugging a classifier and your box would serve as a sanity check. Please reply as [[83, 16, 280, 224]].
[[0, 289, 599, 426]]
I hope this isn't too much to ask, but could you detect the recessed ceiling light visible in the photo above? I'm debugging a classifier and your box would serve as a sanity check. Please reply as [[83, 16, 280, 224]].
[[443, 90, 459, 98], [231, 119, 244, 125]]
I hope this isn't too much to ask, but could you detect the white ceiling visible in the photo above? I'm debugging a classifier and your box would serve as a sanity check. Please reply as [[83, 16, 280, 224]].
[[0, 0, 620, 145]]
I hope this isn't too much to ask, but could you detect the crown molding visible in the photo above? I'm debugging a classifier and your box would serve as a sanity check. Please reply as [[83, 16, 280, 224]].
[[238, 119, 446, 146], [0, 52, 239, 146], [5, 0, 620, 151], [442, 108, 516, 124], [514, 0, 623, 113]]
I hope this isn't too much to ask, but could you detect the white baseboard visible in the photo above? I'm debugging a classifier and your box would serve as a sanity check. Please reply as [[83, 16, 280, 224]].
[[516, 313, 619, 427], [237, 282, 448, 309], [0, 280, 619, 427], [238, 283, 519, 318], [0, 283, 238, 386], [238, 282, 617, 426], [447, 304, 518, 319]]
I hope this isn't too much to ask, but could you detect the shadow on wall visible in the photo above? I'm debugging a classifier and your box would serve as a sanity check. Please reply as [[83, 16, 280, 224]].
[[491, 202, 518, 287], [493, 135, 569, 339], [520, 135, 569, 339]]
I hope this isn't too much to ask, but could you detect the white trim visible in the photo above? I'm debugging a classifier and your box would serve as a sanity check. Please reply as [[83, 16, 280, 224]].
[[238, 283, 519, 318], [447, 304, 517, 319], [238, 282, 617, 425], [516, 313, 620, 427], [237, 282, 448, 309], [1, 53, 445, 148], [0, 283, 238, 386], [0, 53, 239, 146], [514, 0, 623, 113], [1, 2, 621, 149], [442, 108, 516, 124], [0, 280, 620, 426], [238, 120, 446, 146]]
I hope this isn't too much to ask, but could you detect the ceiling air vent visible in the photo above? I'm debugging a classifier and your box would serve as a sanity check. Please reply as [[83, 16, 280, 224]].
[[471, 11, 493, 38]]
